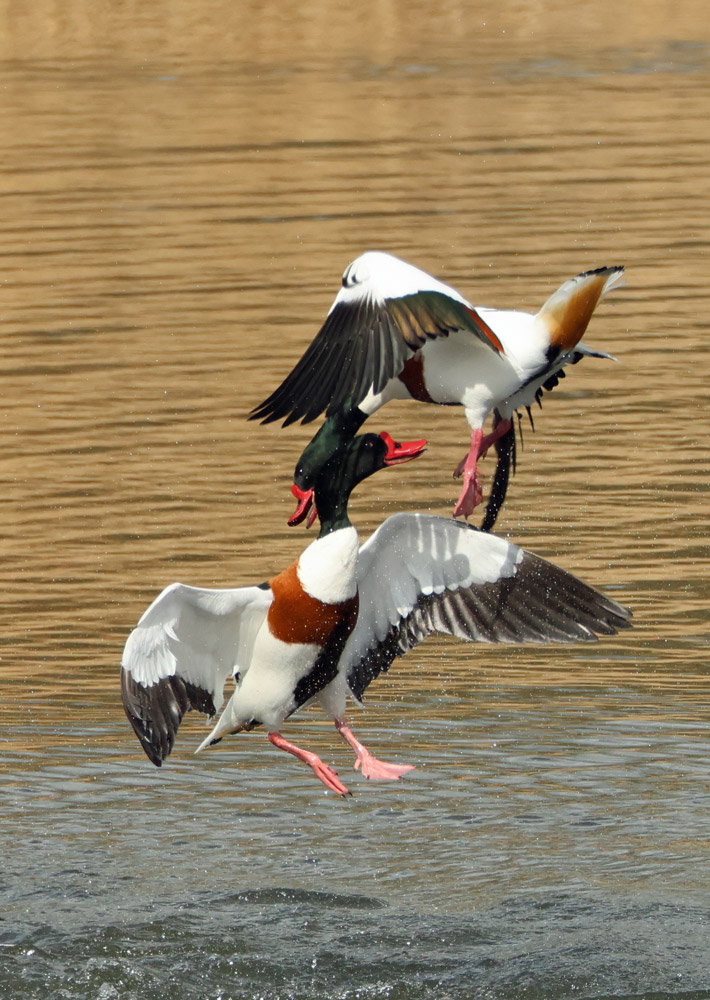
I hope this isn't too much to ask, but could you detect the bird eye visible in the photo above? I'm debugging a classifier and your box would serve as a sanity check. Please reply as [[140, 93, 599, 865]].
[[342, 261, 365, 287]]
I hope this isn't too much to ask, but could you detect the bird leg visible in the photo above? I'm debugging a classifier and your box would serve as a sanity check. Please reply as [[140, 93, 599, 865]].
[[268, 731, 351, 796], [452, 419, 514, 518], [334, 719, 415, 781], [453, 428, 484, 517], [478, 417, 513, 460]]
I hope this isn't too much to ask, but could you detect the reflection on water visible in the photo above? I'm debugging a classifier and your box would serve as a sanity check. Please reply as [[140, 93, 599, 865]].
[[1, 0, 709, 997]]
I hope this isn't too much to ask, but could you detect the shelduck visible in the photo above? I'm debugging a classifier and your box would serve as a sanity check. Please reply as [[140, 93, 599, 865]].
[[250, 251, 623, 529], [121, 431, 631, 796]]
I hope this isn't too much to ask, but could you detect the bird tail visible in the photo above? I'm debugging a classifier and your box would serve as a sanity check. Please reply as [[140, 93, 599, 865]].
[[573, 343, 617, 362], [536, 265, 624, 353], [195, 717, 249, 754]]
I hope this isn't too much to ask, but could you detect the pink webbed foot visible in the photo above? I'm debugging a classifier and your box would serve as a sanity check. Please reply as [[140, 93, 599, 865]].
[[354, 751, 415, 781], [453, 471, 484, 517], [335, 720, 415, 782], [452, 419, 513, 518], [268, 731, 351, 796], [453, 454, 467, 479], [452, 428, 484, 518]]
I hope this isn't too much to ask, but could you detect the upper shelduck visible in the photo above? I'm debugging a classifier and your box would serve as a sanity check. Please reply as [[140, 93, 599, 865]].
[[251, 251, 623, 526]]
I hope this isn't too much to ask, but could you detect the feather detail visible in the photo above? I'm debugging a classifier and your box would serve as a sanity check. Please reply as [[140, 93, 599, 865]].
[[536, 266, 624, 353], [337, 514, 631, 701]]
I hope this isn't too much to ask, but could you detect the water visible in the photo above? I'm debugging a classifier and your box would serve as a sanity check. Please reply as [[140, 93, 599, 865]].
[[1, 2, 709, 998]]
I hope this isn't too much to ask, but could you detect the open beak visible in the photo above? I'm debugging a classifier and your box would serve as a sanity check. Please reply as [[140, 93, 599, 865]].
[[288, 484, 318, 528], [379, 431, 427, 466], [288, 432, 426, 527]]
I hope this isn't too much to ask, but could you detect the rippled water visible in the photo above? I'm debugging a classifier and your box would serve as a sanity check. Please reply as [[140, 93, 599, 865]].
[[1, 2, 709, 998]]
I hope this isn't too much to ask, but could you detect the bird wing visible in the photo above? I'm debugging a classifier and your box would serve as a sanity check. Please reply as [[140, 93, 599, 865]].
[[340, 513, 631, 701], [121, 582, 273, 765], [249, 251, 501, 426]]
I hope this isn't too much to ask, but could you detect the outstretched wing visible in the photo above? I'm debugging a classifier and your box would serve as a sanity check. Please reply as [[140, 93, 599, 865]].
[[121, 582, 273, 765], [341, 514, 631, 701], [250, 251, 501, 426]]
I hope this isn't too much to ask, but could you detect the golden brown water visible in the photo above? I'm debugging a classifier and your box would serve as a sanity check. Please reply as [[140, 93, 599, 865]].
[[1, 3, 709, 998]]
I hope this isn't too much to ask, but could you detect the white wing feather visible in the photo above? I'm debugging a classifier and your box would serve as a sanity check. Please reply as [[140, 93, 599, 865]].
[[341, 513, 521, 674], [334, 250, 473, 312], [122, 582, 273, 714]]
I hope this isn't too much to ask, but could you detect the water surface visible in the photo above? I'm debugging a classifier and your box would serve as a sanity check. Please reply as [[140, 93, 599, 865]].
[[1, 2, 709, 998]]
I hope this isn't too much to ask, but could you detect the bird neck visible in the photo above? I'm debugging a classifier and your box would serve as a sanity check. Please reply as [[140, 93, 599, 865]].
[[315, 487, 355, 538], [312, 437, 373, 539]]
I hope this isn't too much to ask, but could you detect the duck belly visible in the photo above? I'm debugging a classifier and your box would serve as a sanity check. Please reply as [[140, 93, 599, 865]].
[[235, 630, 323, 731], [419, 331, 523, 424]]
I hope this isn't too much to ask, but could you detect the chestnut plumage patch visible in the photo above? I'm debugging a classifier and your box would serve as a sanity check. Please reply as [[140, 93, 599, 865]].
[[397, 354, 435, 403], [267, 561, 359, 646]]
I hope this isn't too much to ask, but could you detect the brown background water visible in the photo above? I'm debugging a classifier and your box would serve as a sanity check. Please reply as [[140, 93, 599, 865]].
[[1, 2, 709, 998]]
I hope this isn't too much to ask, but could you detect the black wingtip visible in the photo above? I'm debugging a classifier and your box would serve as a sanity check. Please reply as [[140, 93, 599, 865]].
[[516, 553, 633, 639], [247, 400, 291, 426], [121, 668, 217, 767]]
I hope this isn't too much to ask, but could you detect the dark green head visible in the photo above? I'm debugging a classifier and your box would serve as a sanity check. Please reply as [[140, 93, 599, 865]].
[[294, 408, 369, 491], [290, 431, 426, 535]]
